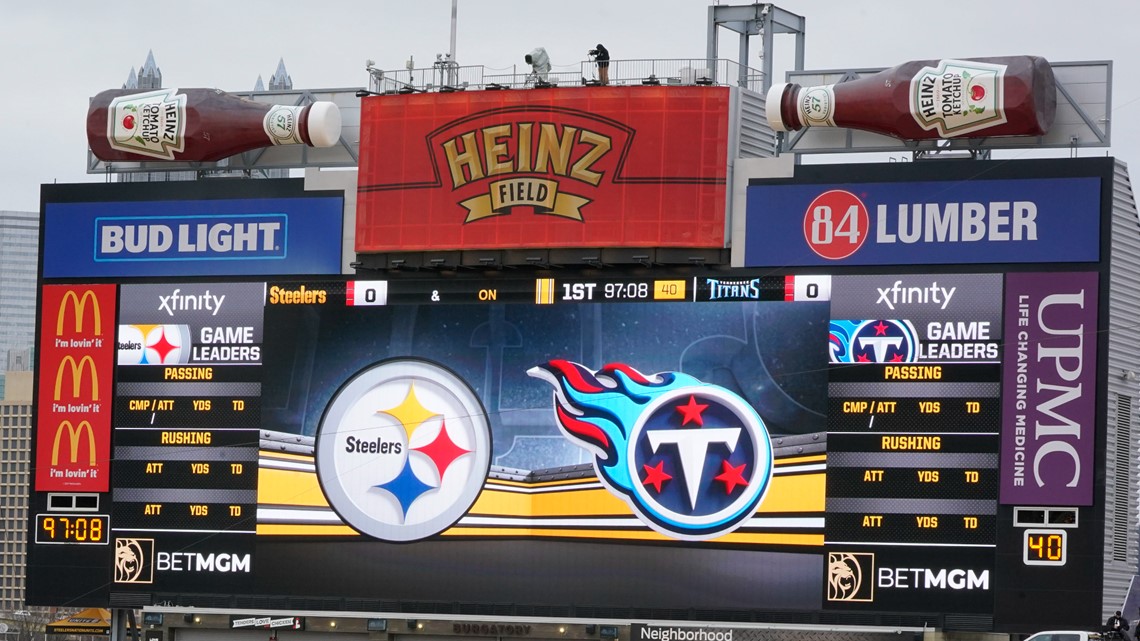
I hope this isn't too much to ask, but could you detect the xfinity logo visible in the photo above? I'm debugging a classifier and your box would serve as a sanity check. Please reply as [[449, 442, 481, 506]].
[[95, 214, 286, 261], [156, 551, 251, 573], [876, 280, 956, 310], [878, 567, 989, 590], [158, 289, 225, 316]]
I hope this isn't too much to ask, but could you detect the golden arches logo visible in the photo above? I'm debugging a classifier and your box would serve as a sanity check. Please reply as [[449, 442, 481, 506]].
[[56, 289, 102, 336], [54, 355, 99, 401], [51, 420, 97, 466]]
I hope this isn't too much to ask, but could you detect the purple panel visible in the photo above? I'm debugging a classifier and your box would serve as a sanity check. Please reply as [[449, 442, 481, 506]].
[[1000, 272, 1098, 505]]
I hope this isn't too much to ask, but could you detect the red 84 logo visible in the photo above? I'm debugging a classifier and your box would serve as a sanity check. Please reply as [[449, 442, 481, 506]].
[[802, 190, 869, 260]]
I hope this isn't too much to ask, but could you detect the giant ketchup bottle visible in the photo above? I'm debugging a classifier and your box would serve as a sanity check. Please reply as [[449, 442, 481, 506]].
[[87, 87, 342, 162], [766, 56, 1056, 140]]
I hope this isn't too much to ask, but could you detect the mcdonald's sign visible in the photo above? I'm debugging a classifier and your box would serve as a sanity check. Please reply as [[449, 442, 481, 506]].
[[36, 284, 115, 492], [51, 420, 97, 466], [54, 355, 99, 401], [56, 289, 102, 336]]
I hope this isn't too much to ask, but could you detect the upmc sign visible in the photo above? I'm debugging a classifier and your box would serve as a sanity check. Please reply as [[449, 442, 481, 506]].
[[35, 285, 116, 491], [743, 160, 1105, 267], [356, 87, 730, 252], [1000, 272, 1099, 505]]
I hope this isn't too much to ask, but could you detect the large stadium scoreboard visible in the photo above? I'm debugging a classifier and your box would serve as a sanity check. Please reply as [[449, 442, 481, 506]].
[[28, 267, 1103, 628]]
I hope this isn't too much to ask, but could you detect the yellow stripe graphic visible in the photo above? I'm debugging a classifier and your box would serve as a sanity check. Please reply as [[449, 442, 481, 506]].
[[257, 450, 825, 546], [535, 278, 555, 304]]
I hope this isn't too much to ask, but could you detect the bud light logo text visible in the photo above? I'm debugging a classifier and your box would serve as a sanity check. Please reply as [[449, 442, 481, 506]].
[[95, 214, 287, 262]]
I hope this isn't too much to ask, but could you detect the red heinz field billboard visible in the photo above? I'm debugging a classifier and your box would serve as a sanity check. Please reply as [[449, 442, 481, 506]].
[[356, 86, 730, 252]]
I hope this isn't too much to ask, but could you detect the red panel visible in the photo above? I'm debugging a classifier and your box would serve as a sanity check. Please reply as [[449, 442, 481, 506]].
[[35, 284, 117, 492], [356, 86, 729, 252]]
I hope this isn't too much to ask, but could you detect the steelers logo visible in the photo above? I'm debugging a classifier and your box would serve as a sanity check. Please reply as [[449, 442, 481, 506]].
[[315, 359, 491, 542], [116, 324, 192, 365]]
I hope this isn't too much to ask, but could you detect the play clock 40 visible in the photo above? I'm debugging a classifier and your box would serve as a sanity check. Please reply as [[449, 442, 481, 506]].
[[35, 514, 109, 545]]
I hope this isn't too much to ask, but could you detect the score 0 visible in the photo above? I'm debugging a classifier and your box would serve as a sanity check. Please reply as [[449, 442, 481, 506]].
[[1023, 528, 1067, 566], [803, 190, 870, 260], [347, 280, 388, 307]]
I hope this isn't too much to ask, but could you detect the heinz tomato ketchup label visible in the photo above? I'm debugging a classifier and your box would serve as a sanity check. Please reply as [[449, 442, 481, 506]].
[[910, 59, 1008, 137], [107, 89, 188, 160]]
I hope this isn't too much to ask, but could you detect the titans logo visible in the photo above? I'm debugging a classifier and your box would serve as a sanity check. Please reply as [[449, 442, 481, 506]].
[[829, 319, 919, 364], [528, 360, 773, 540]]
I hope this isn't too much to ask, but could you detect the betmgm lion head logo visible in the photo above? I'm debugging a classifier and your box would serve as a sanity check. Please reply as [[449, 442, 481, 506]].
[[827, 552, 874, 602], [114, 538, 154, 584]]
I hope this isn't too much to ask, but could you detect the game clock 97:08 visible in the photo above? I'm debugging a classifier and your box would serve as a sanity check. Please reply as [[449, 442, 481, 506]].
[[604, 282, 650, 300], [35, 514, 109, 545]]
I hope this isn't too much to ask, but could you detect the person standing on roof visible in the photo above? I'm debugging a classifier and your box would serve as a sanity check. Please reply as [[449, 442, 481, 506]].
[[525, 47, 551, 81], [592, 43, 610, 85]]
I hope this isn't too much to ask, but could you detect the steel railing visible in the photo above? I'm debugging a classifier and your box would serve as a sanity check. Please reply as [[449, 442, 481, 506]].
[[365, 58, 765, 94]]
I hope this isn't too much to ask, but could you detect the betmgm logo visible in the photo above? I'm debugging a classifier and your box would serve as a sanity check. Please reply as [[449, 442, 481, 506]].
[[114, 538, 154, 584], [827, 552, 874, 602]]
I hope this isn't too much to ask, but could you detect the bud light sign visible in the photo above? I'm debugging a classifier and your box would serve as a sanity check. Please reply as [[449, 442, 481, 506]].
[[41, 182, 344, 278], [96, 214, 287, 261]]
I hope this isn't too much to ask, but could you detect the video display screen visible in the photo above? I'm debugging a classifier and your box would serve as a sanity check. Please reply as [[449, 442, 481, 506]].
[[27, 269, 1102, 626]]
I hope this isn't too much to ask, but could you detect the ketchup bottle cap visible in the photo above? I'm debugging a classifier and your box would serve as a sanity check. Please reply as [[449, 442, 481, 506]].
[[765, 83, 791, 132], [306, 102, 342, 147]]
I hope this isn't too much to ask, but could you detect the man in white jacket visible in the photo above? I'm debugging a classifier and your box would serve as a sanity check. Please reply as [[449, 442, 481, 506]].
[[524, 47, 551, 81]]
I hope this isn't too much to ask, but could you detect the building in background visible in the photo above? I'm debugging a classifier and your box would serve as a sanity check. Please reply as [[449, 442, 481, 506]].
[[0, 211, 42, 620], [0, 210, 38, 399], [268, 57, 293, 90], [0, 371, 31, 612]]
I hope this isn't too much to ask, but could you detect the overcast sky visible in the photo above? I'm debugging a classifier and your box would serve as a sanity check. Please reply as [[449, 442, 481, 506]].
[[2, 1, 1137, 213]]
